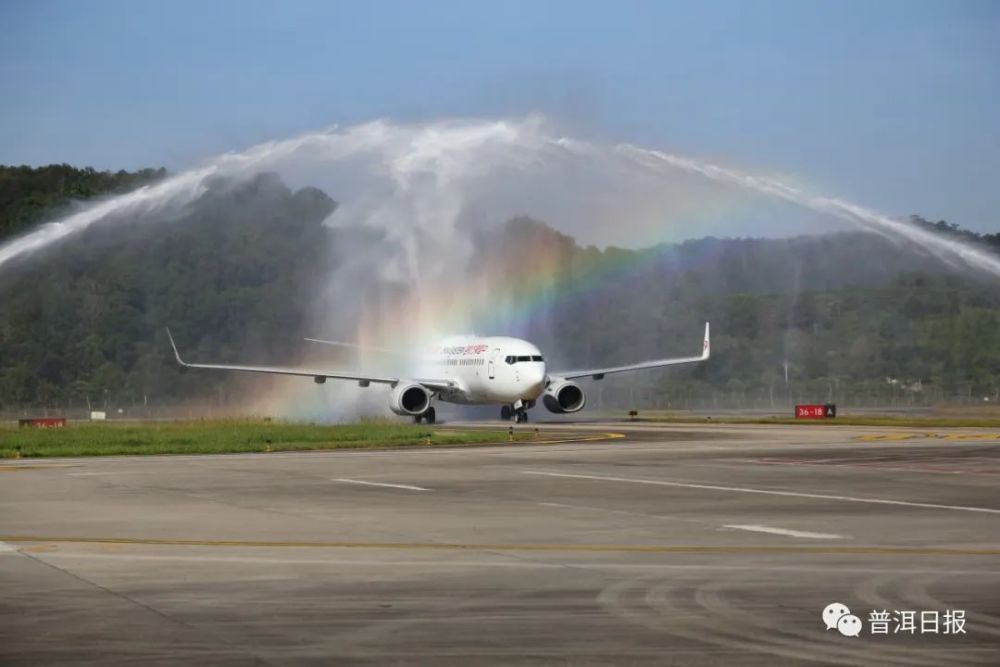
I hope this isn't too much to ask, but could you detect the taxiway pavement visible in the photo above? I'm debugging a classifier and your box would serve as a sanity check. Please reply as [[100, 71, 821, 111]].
[[2, 421, 998, 665]]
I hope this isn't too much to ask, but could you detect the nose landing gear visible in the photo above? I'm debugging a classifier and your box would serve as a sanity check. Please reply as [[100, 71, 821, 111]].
[[500, 404, 529, 423]]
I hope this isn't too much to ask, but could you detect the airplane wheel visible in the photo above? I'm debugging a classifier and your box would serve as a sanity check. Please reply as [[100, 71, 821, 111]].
[[424, 407, 436, 425], [515, 411, 528, 424], [413, 414, 423, 424], [500, 405, 512, 420]]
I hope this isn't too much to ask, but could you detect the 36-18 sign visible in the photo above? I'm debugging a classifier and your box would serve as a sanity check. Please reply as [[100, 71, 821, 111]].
[[796, 404, 837, 419]]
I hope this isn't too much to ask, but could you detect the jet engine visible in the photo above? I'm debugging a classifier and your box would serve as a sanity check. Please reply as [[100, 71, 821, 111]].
[[390, 383, 432, 416], [542, 379, 586, 414]]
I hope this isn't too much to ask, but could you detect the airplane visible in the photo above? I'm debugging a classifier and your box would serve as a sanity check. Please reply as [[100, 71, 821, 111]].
[[165, 323, 710, 424]]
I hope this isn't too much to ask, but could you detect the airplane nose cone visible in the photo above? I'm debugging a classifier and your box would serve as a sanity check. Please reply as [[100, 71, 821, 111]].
[[525, 365, 546, 395]]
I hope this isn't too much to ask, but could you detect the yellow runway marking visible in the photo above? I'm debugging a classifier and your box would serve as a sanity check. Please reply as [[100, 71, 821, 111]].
[[21, 544, 58, 554], [1, 535, 997, 556], [530, 432, 626, 444]]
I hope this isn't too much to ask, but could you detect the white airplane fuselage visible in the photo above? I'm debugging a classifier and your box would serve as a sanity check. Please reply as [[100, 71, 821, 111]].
[[417, 336, 547, 406]]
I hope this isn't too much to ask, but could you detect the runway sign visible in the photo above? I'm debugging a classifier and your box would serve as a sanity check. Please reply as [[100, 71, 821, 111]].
[[18, 417, 67, 428], [796, 404, 837, 419]]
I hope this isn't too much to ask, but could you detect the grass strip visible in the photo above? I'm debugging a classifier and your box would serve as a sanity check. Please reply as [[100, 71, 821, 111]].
[[0, 420, 530, 458]]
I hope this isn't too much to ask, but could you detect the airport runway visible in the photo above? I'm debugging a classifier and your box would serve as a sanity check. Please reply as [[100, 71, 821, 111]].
[[2, 421, 999, 665]]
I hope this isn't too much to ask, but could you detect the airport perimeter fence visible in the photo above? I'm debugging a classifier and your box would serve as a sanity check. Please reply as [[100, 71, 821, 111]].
[[0, 404, 254, 423], [588, 387, 1000, 414], [2, 387, 998, 422]]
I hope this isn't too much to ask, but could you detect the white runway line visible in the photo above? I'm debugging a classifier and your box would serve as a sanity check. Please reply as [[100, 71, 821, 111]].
[[67, 471, 129, 476], [522, 470, 1000, 515], [333, 478, 430, 492], [723, 524, 844, 540], [0, 541, 19, 554]]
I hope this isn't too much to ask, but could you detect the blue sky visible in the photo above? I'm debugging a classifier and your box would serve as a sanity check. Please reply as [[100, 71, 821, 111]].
[[1, 0, 997, 230]]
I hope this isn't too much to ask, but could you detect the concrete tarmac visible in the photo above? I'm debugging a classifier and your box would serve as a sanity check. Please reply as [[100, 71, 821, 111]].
[[1, 421, 999, 665]]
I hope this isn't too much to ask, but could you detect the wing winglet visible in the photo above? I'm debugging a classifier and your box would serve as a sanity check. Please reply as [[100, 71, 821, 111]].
[[702, 321, 710, 360], [165, 327, 189, 367]]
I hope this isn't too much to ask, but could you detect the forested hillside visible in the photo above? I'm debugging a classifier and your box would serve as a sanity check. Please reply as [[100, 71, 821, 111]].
[[0, 164, 998, 413], [478, 218, 1000, 408], [0, 164, 166, 240], [0, 167, 337, 410]]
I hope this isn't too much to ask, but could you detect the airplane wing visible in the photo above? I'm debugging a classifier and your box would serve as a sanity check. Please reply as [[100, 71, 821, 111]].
[[166, 329, 454, 390], [553, 322, 710, 380]]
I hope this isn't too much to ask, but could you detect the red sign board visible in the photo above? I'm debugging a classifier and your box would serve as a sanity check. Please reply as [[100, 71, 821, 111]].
[[18, 417, 67, 428], [795, 404, 836, 419]]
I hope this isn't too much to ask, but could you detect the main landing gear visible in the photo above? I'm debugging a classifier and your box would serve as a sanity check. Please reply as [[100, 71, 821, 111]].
[[413, 407, 436, 425], [500, 404, 529, 423]]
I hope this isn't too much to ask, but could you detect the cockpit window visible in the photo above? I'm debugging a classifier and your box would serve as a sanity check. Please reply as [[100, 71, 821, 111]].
[[504, 354, 544, 364]]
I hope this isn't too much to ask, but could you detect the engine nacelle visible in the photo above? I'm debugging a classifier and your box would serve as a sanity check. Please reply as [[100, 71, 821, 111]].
[[390, 383, 431, 416], [542, 380, 586, 414]]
